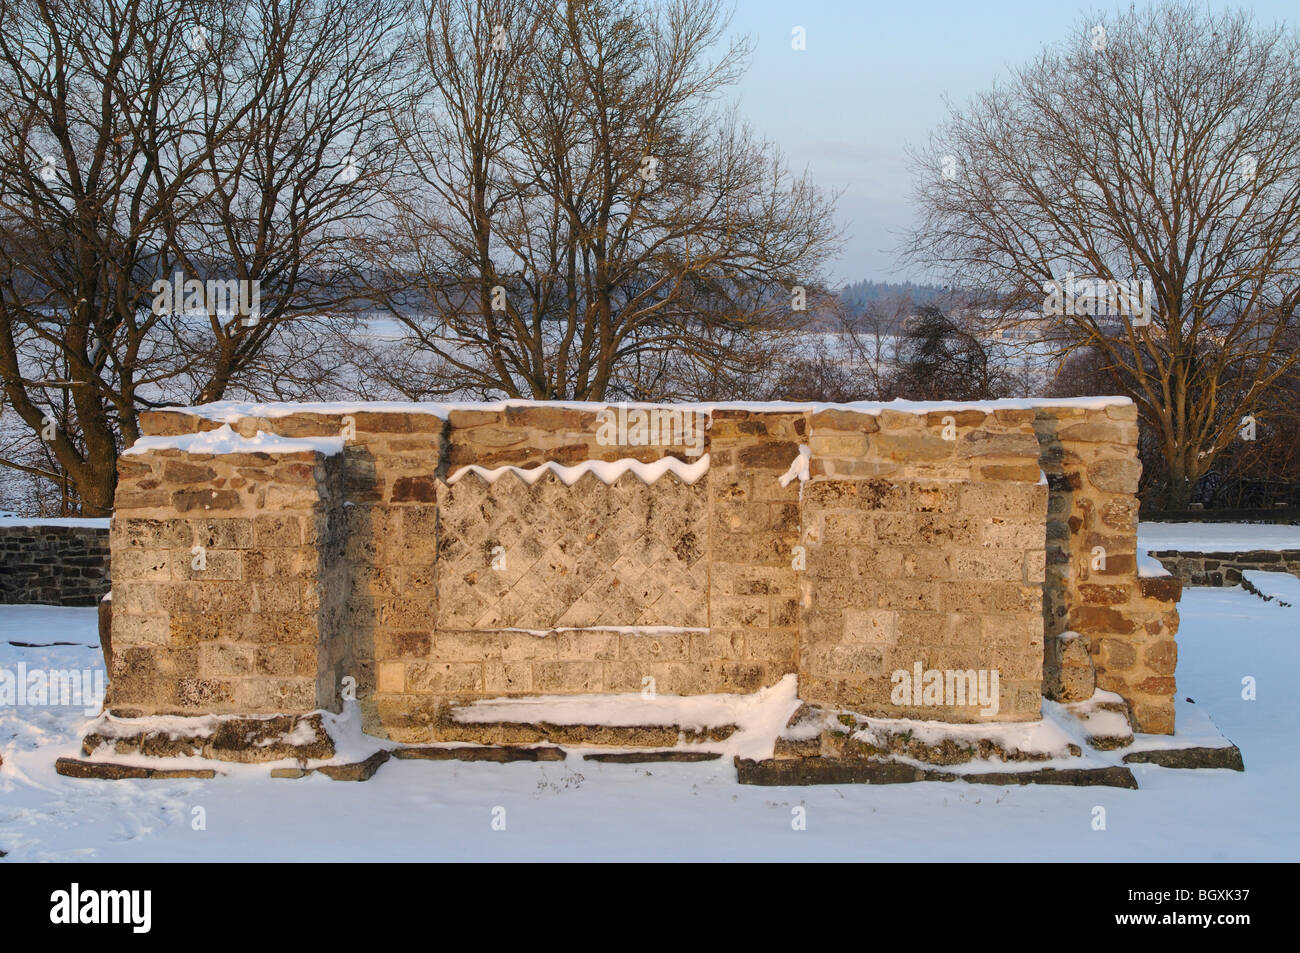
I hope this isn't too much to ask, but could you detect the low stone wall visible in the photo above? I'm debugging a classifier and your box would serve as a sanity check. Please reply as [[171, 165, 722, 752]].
[[1149, 550, 1300, 586], [105, 398, 1182, 736], [0, 520, 111, 606]]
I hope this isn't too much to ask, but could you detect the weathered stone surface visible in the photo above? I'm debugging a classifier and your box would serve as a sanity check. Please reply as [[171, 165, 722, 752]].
[[1122, 745, 1244, 770], [434, 717, 735, 748], [390, 475, 438, 503], [0, 523, 110, 606], [800, 476, 1046, 722], [1043, 631, 1095, 702], [735, 756, 1138, 788], [55, 757, 216, 780], [1087, 458, 1142, 494], [582, 750, 723, 762], [81, 713, 334, 763], [436, 471, 708, 630], [98, 597, 113, 672], [773, 735, 822, 759], [270, 752, 393, 780], [958, 430, 1041, 458], [393, 744, 566, 762], [737, 756, 934, 785], [207, 714, 334, 762], [1138, 576, 1183, 602], [315, 750, 391, 781], [821, 719, 1075, 766], [960, 765, 1138, 788], [1087, 733, 1133, 751], [139, 410, 204, 436], [1151, 549, 1300, 589], [809, 409, 880, 433]]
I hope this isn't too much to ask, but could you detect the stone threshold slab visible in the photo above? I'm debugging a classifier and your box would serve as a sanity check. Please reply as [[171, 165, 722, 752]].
[[1122, 746, 1244, 770], [583, 750, 723, 763], [434, 721, 737, 748], [393, 744, 566, 763], [55, 757, 219, 780], [271, 751, 390, 781], [735, 757, 1139, 788]]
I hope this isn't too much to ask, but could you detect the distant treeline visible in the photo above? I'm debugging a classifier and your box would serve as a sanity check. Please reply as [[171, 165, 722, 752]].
[[837, 280, 953, 309]]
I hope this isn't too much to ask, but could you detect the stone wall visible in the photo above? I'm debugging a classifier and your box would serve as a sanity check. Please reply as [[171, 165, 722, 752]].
[[109, 443, 346, 717], [798, 407, 1047, 722], [1033, 404, 1181, 733], [706, 410, 806, 699], [1149, 549, 1300, 586], [0, 521, 110, 606], [107, 398, 1181, 735]]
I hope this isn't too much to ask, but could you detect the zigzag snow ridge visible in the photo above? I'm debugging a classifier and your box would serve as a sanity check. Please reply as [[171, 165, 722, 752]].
[[447, 453, 709, 487]]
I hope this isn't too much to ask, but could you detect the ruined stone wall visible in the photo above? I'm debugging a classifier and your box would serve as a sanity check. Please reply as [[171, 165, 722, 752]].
[[109, 441, 345, 717], [1033, 403, 1181, 733], [110, 398, 1181, 735], [1149, 549, 1300, 587], [0, 521, 110, 606], [799, 407, 1047, 722], [706, 410, 806, 697]]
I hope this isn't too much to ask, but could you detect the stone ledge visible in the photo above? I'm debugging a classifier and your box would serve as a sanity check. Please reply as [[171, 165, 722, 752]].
[[314, 751, 390, 780], [271, 751, 391, 781], [81, 713, 334, 763], [783, 705, 1080, 766], [1122, 745, 1244, 771], [735, 756, 1138, 788], [583, 750, 723, 763], [433, 719, 736, 748], [392, 744, 566, 763], [54, 757, 217, 780]]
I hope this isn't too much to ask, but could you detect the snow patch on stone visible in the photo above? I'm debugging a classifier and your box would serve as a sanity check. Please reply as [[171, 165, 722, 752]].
[[449, 674, 801, 761], [778, 444, 811, 488], [1241, 571, 1300, 606], [169, 395, 1134, 422], [1064, 689, 1135, 740], [123, 424, 343, 457], [850, 709, 1078, 758]]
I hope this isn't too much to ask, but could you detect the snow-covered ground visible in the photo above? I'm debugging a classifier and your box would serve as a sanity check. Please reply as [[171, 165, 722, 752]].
[[0, 515, 111, 529], [0, 584, 1294, 861], [1139, 521, 1300, 552]]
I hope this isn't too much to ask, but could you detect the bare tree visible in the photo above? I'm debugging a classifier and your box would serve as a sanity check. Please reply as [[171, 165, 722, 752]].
[[0, 0, 413, 513], [902, 3, 1300, 506], [370, 0, 841, 401]]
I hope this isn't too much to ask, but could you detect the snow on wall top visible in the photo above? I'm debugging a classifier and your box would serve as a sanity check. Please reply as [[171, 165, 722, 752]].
[[123, 424, 344, 457], [158, 395, 1133, 422], [448, 454, 710, 487], [0, 515, 111, 529]]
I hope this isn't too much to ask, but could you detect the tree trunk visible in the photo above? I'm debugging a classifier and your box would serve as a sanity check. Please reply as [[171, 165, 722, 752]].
[[1163, 444, 1197, 510]]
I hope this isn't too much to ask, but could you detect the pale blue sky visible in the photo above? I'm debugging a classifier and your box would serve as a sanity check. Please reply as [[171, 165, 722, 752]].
[[721, 0, 1297, 283]]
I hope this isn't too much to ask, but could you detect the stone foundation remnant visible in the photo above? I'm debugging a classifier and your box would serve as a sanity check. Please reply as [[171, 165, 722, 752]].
[[86, 397, 1192, 780], [0, 520, 110, 606]]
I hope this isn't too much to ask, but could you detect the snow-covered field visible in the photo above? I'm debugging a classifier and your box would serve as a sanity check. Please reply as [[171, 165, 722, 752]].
[[0, 582, 1294, 861], [1139, 521, 1300, 552]]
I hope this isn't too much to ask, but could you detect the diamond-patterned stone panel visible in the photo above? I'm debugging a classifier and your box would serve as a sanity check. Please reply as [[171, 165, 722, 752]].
[[436, 470, 708, 630]]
